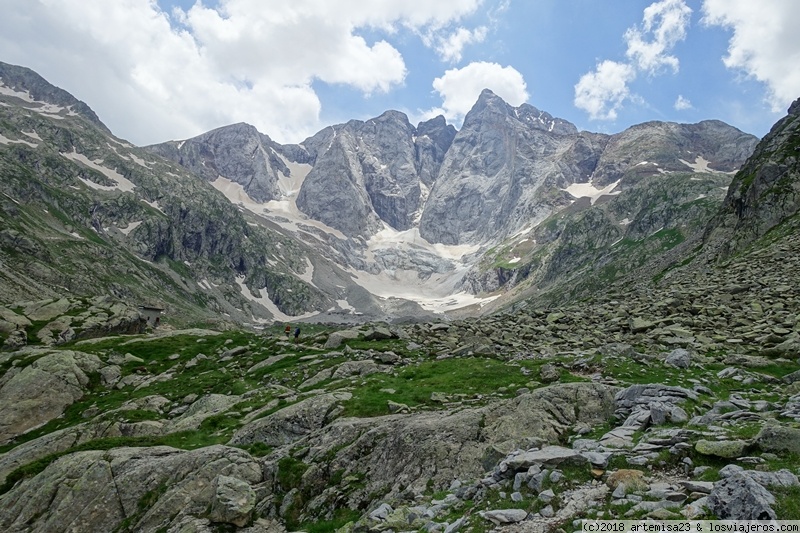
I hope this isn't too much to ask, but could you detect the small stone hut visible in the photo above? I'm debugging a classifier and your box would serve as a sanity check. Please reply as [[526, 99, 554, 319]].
[[138, 305, 164, 327]]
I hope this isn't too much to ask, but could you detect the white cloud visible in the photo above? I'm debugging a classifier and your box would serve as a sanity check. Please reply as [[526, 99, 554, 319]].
[[430, 62, 529, 124], [574, 0, 691, 121], [574, 61, 636, 121], [702, 0, 800, 112], [0, 0, 486, 145], [674, 95, 693, 110], [625, 0, 692, 74], [435, 26, 488, 63]]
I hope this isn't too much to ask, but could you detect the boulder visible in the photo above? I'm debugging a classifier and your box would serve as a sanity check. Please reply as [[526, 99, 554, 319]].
[[324, 329, 360, 349], [754, 425, 800, 454], [209, 475, 257, 527], [332, 360, 384, 379], [481, 508, 528, 525], [707, 472, 777, 520], [695, 439, 748, 459], [363, 327, 395, 341], [0, 350, 103, 443], [664, 348, 691, 368], [502, 446, 588, 471], [0, 445, 262, 533]]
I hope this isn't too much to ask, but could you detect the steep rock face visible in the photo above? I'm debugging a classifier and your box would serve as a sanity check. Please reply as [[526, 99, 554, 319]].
[[146, 122, 302, 202], [295, 126, 384, 236], [419, 91, 758, 247], [296, 111, 455, 237], [415, 115, 457, 187], [460, 171, 734, 298], [704, 98, 800, 258], [418, 89, 584, 245]]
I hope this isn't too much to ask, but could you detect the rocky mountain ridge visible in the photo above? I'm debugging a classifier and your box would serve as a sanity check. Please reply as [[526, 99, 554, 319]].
[[146, 87, 758, 316]]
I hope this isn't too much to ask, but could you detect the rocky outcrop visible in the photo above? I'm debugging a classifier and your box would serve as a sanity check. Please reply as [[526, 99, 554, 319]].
[[0, 349, 103, 444], [705, 97, 800, 259], [0, 445, 262, 532], [229, 391, 353, 446], [254, 382, 617, 520]]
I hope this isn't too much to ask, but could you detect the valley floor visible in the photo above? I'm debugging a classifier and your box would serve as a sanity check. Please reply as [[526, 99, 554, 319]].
[[0, 232, 799, 532]]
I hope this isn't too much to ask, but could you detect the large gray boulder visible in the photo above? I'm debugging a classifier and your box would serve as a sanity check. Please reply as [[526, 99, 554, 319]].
[[754, 425, 800, 454], [707, 472, 777, 520]]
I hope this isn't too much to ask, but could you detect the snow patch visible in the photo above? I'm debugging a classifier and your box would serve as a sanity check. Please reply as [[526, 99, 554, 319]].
[[120, 220, 142, 236], [141, 199, 164, 213], [235, 276, 318, 322], [508, 257, 521, 264], [679, 156, 713, 173], [295, 257, 315, 286], [368, 225, 478, 262], [0, 133, 37, 147], [562, 179, 622, 205], [0, 83, 35, 102], [61, 150, 136, 192], [679, 156, 735, 175], [212, 174, 345, 238], [619, 218, 632, 226], [336, 299, 355, 312], [128, 153, 151, 168], [22, 130, 41, 141]]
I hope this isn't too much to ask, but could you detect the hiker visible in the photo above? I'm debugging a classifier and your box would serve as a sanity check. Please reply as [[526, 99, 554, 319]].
[[294, 326, 301, 343], [284, 324, 291, 338]]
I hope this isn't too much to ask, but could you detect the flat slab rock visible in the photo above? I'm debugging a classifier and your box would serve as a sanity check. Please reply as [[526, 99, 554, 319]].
[[481, 508, 528, 525], [503, 446, 588, 471]]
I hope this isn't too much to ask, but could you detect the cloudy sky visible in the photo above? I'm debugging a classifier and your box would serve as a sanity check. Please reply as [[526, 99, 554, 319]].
[[2, 0, 799, 146]]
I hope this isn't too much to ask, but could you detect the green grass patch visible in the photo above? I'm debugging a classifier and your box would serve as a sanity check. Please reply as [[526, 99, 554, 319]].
[[774, 486, 800, 519], [301, 508, 361, 533], [341, 356, 535, 417], [277, 456, 309, 491]]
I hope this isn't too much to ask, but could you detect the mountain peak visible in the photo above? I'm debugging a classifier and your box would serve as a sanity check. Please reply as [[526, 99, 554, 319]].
[[0, 61, 110, 133]]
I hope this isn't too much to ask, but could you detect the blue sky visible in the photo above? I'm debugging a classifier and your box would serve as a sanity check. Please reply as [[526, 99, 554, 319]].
[[2, 0, 798, 145]]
